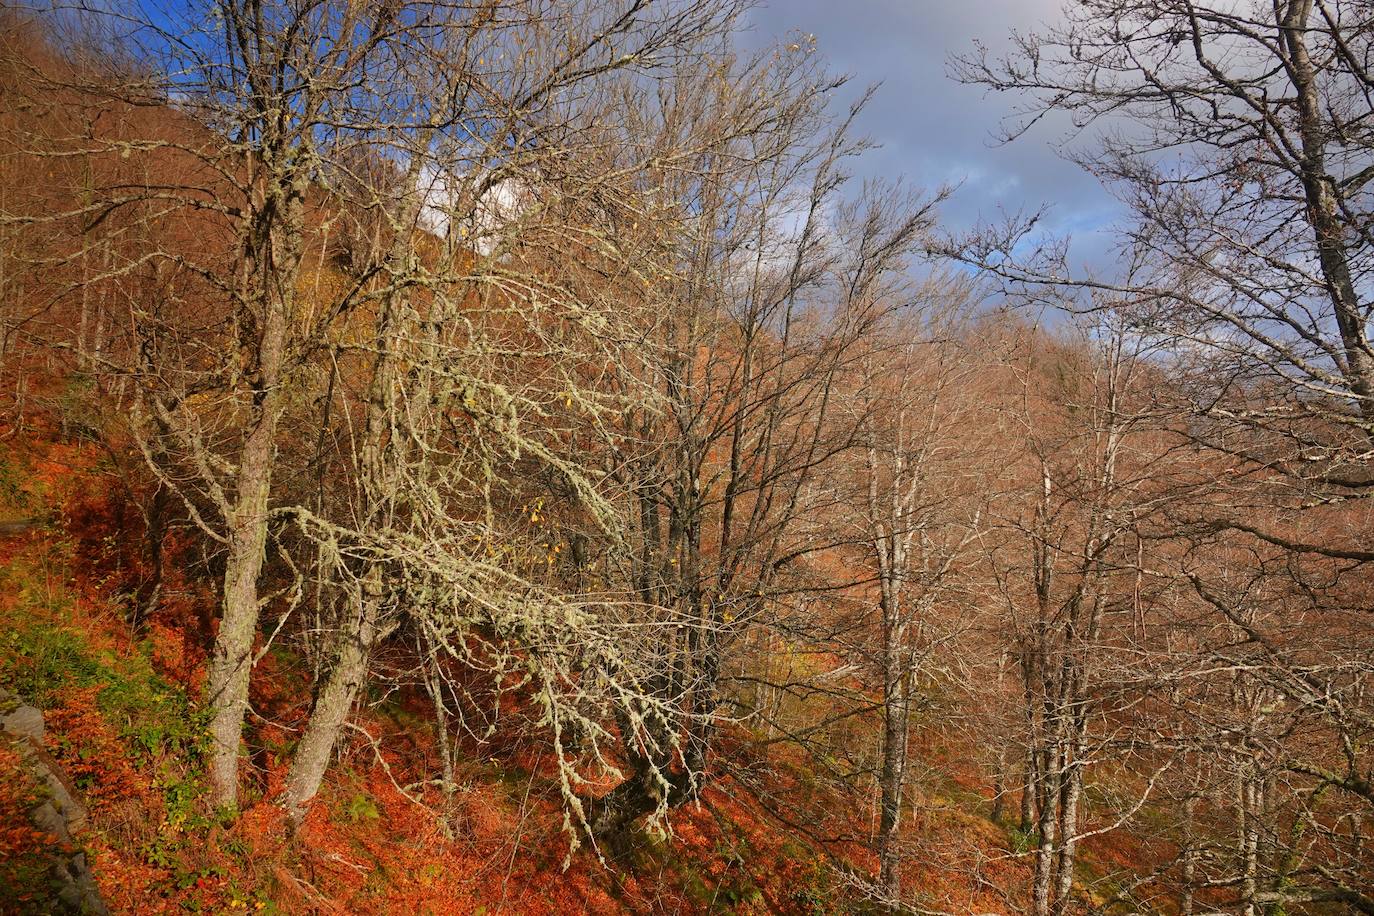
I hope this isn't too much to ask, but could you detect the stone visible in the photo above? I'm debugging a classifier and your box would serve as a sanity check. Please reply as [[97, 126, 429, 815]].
[[1, 703, 44, 741], [54, 851, 109, 916], [31, 800, 71, 843], [28, 744, 89, 834], [0, 692, 108, 914]]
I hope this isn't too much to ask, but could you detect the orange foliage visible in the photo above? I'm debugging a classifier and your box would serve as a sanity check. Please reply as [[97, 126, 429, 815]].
[[0, 428, 1037, 914], [0, 743, 66, 908]]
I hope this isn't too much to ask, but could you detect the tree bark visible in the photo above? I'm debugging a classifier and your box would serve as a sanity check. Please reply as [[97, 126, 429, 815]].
[[877, 634, 910, 901], [1019, 746, 1036, 835], [204, 162, 303, 811], [1031, 741, 1061, 916], [283, 567, 386, 820], [1050, 755, 1082, 916], [281, 155, 424, 818], [1280, 0, 1374, 429], [1239, 770, 1262, 916], [205, 378, 282, 809]]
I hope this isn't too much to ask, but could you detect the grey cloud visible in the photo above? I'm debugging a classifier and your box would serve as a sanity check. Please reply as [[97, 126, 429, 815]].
[[742, 0, 1124, 269]]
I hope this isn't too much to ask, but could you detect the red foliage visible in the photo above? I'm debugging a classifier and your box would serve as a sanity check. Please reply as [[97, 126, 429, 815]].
[[1, 431, 1035, 914], [0, 744, 63, 881], [44, 687, 146, 810]]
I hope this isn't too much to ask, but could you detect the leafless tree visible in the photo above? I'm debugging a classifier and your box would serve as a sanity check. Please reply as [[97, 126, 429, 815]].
[[582, 43, 942, 844], [5, 0, 748, 818], [952, 3, 1374, 909], [831, 296, 990, 902]]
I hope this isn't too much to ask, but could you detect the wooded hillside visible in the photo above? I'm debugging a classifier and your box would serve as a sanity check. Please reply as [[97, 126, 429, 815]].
[[1, 2, 1371, 913]]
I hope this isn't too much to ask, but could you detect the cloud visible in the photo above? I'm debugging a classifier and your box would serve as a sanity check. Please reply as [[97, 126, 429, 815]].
[[742, 0, 1123, 271], [417, 165, 526, 258]]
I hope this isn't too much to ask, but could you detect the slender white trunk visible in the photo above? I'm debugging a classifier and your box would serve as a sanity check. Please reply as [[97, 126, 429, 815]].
[[877, 655, 910, 900], [1031, 740, 1061, 916], [1050, 756, 1081, 916], [1240, 771, 1262, 916], [1181, 798, 1197, 916]]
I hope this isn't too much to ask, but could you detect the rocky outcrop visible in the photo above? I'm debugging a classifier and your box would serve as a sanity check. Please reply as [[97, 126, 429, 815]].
[[0, 690, 108, 915]]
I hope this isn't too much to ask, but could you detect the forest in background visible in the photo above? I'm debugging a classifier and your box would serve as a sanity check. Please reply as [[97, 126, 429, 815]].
[[0, 1, 1371, 913]]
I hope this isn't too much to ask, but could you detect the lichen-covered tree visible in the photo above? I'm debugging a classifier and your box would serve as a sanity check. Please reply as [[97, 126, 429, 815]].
[[10, 0, 747, 817], [273, 2, 757, 829]]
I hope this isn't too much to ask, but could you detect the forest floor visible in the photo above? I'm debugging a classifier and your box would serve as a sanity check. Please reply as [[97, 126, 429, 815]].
[[0, 429, 1034, 915]]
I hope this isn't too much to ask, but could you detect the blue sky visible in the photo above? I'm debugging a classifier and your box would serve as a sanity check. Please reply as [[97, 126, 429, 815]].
[[743, 0, 1124, 269]]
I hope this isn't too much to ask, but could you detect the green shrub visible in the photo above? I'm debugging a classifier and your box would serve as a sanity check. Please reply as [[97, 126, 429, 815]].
[[0, 624, 104, 706]]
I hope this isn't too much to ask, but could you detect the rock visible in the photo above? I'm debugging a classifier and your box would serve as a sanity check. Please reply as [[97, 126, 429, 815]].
[[27, 742, 89, 834], [54, 850, 108, 916], [32, 799, 73, 845], [2, 703, 45, 742], [0, 691, 108, 914]]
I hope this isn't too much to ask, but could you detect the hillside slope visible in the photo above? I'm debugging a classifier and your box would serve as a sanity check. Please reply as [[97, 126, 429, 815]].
[[0, 427, 1032, 914]]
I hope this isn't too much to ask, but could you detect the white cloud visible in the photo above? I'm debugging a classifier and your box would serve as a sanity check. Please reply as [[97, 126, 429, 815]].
[[417, 165, 527, 257]]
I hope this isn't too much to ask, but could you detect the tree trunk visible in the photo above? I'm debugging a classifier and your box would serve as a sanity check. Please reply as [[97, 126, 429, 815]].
[[1020, 746, 1035, 835], [590, 753, 691, 851], [204, 166, 301, 811], [991, 745, 1006, 824], [282, 158, 425, 819], [424, 649, 455, 797], [1181, 797, 1197, 916], [134, 483, 169, 630], [1281, 0, 1374, 429], [283, 568, 386, 821], [1050, 756, 1082, 916], [205, 394, 280, 809], [1240, 771, 1261, 916], [1031, 741, 1061, 916], [877, 645, 910, 901]]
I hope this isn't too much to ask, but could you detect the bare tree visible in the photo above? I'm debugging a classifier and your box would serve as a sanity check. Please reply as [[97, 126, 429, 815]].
[[258, 1, 754, 824], [952, 4, 1374, 909], [5, 0, 748, 817], [833, 295, 989, 903], [580, 49, 942, 842]]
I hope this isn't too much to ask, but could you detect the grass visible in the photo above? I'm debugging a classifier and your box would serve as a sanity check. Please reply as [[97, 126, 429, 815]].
[[0, 528, 249, 911], [0, 546, 208, 766]]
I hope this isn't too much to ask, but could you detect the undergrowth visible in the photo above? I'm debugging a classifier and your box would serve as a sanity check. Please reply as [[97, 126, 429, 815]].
[[0, 436, 1028, 914]]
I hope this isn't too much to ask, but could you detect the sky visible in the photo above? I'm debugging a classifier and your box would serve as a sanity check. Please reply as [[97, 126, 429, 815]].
[[742, 0, 1124, 268]]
